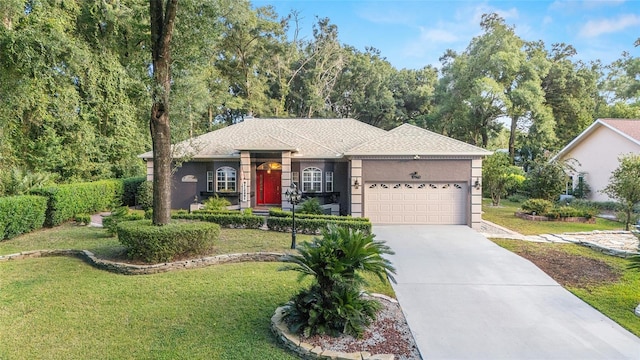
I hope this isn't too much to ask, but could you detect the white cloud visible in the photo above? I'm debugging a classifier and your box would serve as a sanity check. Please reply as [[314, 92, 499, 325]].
[[543, 15, 553, 25], [550, 0, 625, 11], [419, 27, 459, 43], [579, 14, 640, 37]]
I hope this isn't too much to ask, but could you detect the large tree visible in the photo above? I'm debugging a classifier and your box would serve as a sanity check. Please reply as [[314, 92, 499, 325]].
[[603, 154, 640, 231], [149, 0, 178, 225]]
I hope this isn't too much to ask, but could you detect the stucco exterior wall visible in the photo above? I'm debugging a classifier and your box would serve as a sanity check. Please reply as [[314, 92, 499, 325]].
[[560, 126, 640, 202], [362, 159, 471, 182]]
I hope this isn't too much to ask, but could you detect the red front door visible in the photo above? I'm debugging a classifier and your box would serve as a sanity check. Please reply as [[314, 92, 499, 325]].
[[257, 170, 281, 205]]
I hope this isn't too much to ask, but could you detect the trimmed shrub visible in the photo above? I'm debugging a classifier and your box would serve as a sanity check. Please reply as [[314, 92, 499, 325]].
[[122, 176, 146, 206], [103, 207, 145, 236], [569, 199, 622, 212], [74, 213, 91, 225], [136, 181, 153, 210], [267, 216, 372, 235], [0, 195, 47, 240], [31, 179, 123, 227], [172, 212, 264, 229], [521, 199, 553, 215], [268, 208, 370, 222], [192, 209, 243, 215], [117, 220, 220, 263]]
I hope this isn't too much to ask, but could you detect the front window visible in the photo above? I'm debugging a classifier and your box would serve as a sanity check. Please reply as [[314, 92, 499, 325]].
[[207, 171, 214, 192], [302, 167, 322, 192], [216, 167, 236, 192], [325, 171, 333, 192]]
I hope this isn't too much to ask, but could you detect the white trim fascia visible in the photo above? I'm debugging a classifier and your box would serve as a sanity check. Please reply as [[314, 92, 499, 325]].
[[551, 119, 640, 161]]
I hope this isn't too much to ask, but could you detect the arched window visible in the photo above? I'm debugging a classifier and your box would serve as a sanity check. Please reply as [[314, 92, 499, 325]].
[[216, 167, 237, 192], [302, 167, 322, 192]]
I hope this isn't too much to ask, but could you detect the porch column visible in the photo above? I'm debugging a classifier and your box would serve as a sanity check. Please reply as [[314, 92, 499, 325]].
[[471, 158, 483, 230], [281, 151, 292, 210], [350, 159, 363, 218], [240, 151, 251, 209]]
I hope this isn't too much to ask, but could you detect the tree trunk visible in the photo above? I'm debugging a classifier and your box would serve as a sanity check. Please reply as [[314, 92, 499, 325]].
[[508, 115, 518, 164], [150, 0, 178, 225]]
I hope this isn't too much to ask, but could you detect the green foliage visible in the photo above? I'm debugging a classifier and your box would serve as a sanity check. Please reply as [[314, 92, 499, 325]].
[[279, 226, 396, 337], [297, 197, 324, 215], [545, 206, 598, 220], [507, 194, 528, 203], [102, 207, 144, 236], [74, 213, 91, 225], [603, 154, 640, 230], [266, 217, 372, 235], [136, 181, 154, 211], [0, 168, 56, 196], [524, 156, 567, 201], [521, 199, 554, 215], [568, 199, 622, 211], [31, 180, 124, 227], [172, 212, 264, 229], [572, 177, 591, 199], [203, 195, 232, 211], [121, 177, 146, 207], [483, 152, 525, 206], [116, 220, 220, 263], [268, 208, 370, 222], [0, 195, 47, 240]]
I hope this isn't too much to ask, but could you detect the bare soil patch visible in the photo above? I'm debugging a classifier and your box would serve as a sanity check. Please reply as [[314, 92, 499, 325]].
[[512, 247, 620, 287]]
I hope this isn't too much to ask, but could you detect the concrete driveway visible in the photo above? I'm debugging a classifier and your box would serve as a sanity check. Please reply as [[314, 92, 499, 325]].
[[374, 225, 640, 360]]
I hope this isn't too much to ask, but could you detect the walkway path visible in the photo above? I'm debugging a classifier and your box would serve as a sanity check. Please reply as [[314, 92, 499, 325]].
[[480, 220, 639, 256]]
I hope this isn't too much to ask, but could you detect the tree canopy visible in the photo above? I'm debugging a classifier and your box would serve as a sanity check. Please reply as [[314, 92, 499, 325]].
[[0, 2, 638, 185]]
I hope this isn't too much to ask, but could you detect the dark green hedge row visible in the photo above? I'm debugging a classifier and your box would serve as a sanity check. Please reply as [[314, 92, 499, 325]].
[[121, 176, 146, 207], [0, 195, 48, 240], [172, 212, 264, 229], [191, 209, 244, 215], [32, 179, 123, 227], [266, 217, 371, 235], [117, 220, 220, 263], [268, 208, 370, 222]]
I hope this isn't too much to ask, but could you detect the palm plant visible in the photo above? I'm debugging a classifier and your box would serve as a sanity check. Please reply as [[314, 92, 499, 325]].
[[279, 226, 396, 337]]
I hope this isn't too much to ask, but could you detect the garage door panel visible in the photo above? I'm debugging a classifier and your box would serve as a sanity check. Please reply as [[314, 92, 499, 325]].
[[365, 182, 467, 225]]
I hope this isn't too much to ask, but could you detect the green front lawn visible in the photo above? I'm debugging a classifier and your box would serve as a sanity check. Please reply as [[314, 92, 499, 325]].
[[494, 239, 640, 337], [483, 199, 624, 235], [0, 224, 394, 359]]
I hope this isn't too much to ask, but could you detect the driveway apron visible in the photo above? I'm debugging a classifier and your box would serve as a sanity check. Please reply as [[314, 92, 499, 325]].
[[374, 225, 640, 360]]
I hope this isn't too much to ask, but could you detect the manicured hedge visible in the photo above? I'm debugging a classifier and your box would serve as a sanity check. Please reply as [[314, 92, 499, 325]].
[[266, 217, 372, 235], [191, 209, 245, 215], [172, 212, 264, 229], [0, 195, 48, 240], [117, 220, 220, 263], [121, 176, 146, 207], [32, 180, 123, 226], [268, 208, 370, 222]]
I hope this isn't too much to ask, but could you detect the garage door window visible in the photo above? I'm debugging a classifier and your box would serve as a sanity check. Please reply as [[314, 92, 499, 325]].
[[302, 167, 322, 192]]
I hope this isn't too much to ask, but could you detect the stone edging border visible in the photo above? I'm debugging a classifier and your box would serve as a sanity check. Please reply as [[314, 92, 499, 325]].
[[271, 293, 397, 360], [0, 249, 284, 275], [550, 230, 640, 258]]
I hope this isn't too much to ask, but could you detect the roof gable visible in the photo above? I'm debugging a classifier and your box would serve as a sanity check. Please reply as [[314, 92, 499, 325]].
[[553, 118, 640, 160], [345, 123, 491, 156]]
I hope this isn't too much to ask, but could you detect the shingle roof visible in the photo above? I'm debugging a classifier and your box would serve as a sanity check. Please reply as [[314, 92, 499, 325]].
[[552, 118, 640, 161], [344, 123, 492, 156], [600, 119, 640, 142], [140, 119, 491, 159]]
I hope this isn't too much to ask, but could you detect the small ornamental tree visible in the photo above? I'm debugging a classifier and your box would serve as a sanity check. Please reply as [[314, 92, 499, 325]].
[[524, 155, 570, 202], [483, 152, 525, 206], [603, 154, 640, 231], [279, 226, 396, 337]]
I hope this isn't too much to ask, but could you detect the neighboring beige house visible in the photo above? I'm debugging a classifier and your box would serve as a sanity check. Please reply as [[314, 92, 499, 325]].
[[140, 118, 491, 229], [553, 118, 640, 202]]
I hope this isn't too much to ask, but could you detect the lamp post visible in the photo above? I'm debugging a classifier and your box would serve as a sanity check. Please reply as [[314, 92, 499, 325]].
[[285, 183, 302, 249]]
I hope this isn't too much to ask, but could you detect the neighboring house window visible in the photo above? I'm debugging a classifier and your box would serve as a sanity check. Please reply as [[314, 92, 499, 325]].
[[325, 171, 333, 192], [302, 167, 322, 192], [216, 167, 237, 192], [207, 171, 214, 192], [565, 175, 573, 195]]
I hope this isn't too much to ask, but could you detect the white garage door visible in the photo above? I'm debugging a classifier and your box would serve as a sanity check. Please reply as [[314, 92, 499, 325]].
[[364, 182, 467, 224]]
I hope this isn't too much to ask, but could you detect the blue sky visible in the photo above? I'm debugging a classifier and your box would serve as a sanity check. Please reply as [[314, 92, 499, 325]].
[[251, 0, 640, 70]]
